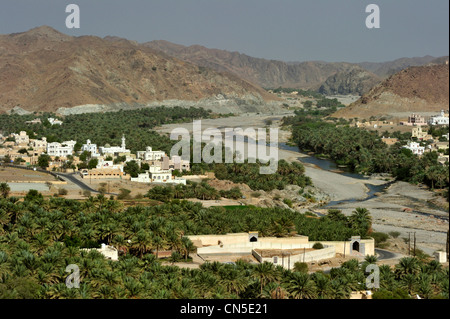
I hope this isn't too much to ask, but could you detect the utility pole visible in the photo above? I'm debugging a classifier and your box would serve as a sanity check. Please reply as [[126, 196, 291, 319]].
[[407, 232, 411, 256], [447, 230, 449, 263], [407, 232, 416, 256], [343, 240, 346, 258]]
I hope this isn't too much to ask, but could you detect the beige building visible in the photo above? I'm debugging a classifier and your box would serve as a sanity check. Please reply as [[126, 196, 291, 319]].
[[14, 131, 29, 146], [188, 233, 375, 270], [80, 168, 127, 180], [161, 155, 190, 171], [403, 113, 427, 126], [411, 127, 432, 140]]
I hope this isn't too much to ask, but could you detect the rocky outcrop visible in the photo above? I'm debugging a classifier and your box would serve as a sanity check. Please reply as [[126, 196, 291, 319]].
[[332, 64, 449, 119], [319, 67, 380, 96]]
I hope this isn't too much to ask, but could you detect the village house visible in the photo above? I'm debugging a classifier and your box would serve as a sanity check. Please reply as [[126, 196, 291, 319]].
[[161, 155, 190, 171], [429, 110, 449, 126], [81, 139, 101, 157], [25, 118, 42, 125], [13, 131, 29, 146], [80, 168, 127, 180], [400, 113, 427, 126], [136, 146, 166, 161], [46, 140, 77, 157], [29, 137, 47, 151], [47, 117, 63, 126], [411, 127, 433, 141], [403, 141, 425, 156]]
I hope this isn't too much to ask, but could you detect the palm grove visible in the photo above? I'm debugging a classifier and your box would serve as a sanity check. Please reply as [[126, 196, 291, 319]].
[[284, 110, 450, 199], [0, 190, 448, 299]]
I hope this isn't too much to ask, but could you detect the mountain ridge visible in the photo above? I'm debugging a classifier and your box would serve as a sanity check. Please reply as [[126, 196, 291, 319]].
[[0, 26, 279, 114]]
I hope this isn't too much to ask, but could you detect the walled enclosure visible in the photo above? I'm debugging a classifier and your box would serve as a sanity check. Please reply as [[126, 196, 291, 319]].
[[188, 233, 376, 267]]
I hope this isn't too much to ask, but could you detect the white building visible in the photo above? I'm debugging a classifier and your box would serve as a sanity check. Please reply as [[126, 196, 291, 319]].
[[82, 244, 118, 261], [99, 135, 131, 155], [96, 159, 124, 172], [429, 110, 449, 126], [81, 139, 100, 157], [46, 140, 77, 157], [48, 117, 63, 126], [136, 146, 166, 161], [403, 141, 425, 156], [13, 131, 29, 146], [131, 166, 186, 185]]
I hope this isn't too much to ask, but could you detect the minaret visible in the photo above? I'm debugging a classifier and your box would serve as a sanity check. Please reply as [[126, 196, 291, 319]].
[[121, 134, 126, 151]]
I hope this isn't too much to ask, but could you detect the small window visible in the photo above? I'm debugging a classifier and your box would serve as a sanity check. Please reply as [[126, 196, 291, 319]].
[[273, 257, 278, 264]]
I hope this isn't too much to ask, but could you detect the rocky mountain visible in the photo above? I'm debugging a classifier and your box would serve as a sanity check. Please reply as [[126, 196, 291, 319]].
[[144, 40, 358, 90], [356, 56, 442, 78], [318, 66, 381, 96], [332, 64, 449, 119], [0, 26, 278, 114], [145, 40, 446, 95]]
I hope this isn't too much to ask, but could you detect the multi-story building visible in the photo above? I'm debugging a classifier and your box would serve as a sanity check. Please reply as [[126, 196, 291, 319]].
[[29, 137, 47, 150], [411, 127, 433, 140], [46, 140, 77, 157], [136, 146, 166, 161], [81, 139, 100, 157], [161, 155, 190, 171], [406, 113, 427, 126], [14, 131, 29, 146]]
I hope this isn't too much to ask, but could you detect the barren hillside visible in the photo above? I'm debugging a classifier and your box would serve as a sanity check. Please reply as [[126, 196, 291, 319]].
[[0, 26, 278, 114], [332, 64, 449, 119]]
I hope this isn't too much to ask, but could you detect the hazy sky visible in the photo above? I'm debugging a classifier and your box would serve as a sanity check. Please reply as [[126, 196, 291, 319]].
[[0, 0, 448, 63]]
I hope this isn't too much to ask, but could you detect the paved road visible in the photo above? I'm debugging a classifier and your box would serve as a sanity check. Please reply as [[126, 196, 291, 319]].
[[375, 248, 402, 261], [55, 173, 99, 193]]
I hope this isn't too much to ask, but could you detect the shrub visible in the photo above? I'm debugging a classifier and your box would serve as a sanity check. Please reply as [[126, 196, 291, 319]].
[[117, 188, 132, 200], [389, 231, 401, 238], [372, 289, 411, 299], [58, 188, 68, 196], [283, 198, 293, 208], [251, 192, 261, 198], [312, 243, 324, 249], [82, 190, 91, 197], [370, 232, 389, 246], [293, 262, 308, 273]]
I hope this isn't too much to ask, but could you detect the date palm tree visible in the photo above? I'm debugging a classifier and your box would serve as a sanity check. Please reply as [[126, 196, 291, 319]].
[[284, 272, 317, 299], [0, 183, 10, 199], [252, 262, 278, 296], [395, 257, 421, 278]]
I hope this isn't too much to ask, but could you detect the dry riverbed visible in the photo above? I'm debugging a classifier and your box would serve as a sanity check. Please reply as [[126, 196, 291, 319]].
[[155, 112, 450, 256]]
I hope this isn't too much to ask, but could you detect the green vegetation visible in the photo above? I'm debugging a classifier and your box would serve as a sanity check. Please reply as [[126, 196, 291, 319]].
[[285, 116, 449, 197], [312, 243, 324, 249], [0, 106, 213, 155], [0, 194, 447, 299], [196, 160, 312, 192], [146, 181, 242, 202]]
